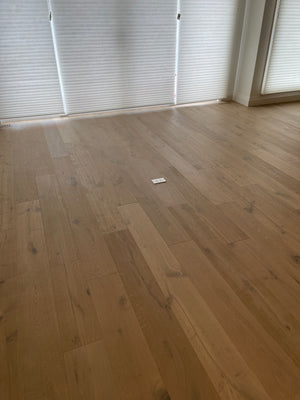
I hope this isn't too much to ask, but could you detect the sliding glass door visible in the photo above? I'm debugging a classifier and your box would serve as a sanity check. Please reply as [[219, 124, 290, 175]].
[[262, 0, 300, 94]]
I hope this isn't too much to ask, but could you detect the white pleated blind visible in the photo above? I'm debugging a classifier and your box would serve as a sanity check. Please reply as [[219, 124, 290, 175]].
[[49, 0, 177, 115], [262, 0, 300, 94], [0, 0, 64, 119], [177, 0, 244, 104]]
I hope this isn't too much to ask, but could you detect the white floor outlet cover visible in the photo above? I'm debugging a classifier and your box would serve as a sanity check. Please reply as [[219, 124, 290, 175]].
[[151, 177, 167, 184]]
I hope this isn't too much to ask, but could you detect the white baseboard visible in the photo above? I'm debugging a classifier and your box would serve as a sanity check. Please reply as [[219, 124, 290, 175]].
[[232, 93, 250, 106]]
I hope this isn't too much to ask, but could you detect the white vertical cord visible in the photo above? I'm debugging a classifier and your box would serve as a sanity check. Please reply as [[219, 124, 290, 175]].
[[174, 0, 181, 105], [47, 0, 68, 115]]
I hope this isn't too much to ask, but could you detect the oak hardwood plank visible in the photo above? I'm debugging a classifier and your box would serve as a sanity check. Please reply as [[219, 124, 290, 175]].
[[138, 196, 190, 246], [170, 239, 300, 400], [236, 184, 300, 240], [66, 143, 103, 191], [0, 200, 69, 400], [118, 203, 183, 295], [227, 239, 300, 368], [64, 340, 118, 400], [167, 167, 248, 244], [105, 229, 220, 400], [89, 272, 169, 400], [0, 229, 17, 281], [52, 156, 117, 279], [0, 127, 15, 230], [43, 122, 68, 158], [36, 174, 102, 351], [219, 198, 300, 272], [86, 186, 128, 233], [57, 119, 81, 145], [168, 275, 272, 400], [252, 148, 300, 181], [12, 124, 53, 203]]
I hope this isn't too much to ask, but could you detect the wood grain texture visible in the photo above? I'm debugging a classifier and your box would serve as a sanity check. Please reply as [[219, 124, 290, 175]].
[[36, 174, 103, 351], [105, 229, 219, 400], [64, 340, 118, 400], [0, 101, 300, 399], [89, 272, 169, 400]]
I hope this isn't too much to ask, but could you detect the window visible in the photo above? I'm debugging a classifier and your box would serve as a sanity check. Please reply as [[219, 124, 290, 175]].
[[0, 0, 64, 119], [262, 0, 300, 94]]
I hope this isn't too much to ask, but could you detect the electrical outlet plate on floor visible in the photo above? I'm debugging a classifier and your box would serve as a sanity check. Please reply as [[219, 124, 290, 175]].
[[151, 177, 167, 184]]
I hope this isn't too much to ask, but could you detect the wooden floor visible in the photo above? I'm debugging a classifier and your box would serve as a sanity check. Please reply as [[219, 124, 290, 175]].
[[0, 101, 300, 400]]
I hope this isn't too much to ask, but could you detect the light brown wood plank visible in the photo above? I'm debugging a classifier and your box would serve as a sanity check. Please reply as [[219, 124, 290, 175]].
[[89, 272, 170, 400], [138, 196, 190, 246], [219, 198, 300, 272], [87, 187, 128, 233], [56, 119, 81, 145], [36, 174, 102, 351], [64, 340, 118, 400], [119, 202, 183, 294], [0, 201, 69, 399], [0, 127, 15, 230], [169, 238, 300, 400], [167, 167, 248, 244], [43, 122, 68, 158], [0, 228, 17, 281], [52, 156, 117, 279], [66, 143, 103, 191], [105, 229, 220, 400], [12, 124, 53, 203], [236, 184, 300, 240], [168, 275, 271, 400]]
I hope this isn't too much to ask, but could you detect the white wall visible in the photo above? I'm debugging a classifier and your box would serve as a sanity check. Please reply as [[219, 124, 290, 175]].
[[233, 0, 266, 106]]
